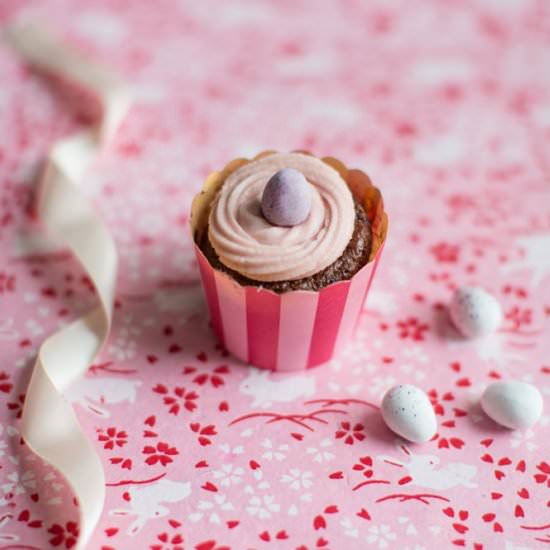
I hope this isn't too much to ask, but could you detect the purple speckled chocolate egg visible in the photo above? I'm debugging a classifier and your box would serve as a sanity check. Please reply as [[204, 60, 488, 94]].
[[261, 168, 312, 227]]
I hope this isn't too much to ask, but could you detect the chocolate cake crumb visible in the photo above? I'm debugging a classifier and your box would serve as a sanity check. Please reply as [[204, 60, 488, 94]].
[[200, 200, 372, 293]]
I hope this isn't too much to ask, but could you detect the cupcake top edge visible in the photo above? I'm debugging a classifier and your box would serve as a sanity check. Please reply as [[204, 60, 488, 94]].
[[207, 152, 356, 283]]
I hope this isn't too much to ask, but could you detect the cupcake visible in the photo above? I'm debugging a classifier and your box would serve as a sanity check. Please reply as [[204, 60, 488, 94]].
[[191, 151, 388, 371]]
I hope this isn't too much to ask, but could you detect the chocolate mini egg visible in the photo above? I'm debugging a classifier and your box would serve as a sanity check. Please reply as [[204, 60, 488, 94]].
[[381, 384, 437, 443], [481, 381, 543, 430], [449, 286, 502, 338], [261, 168, 312, 227]]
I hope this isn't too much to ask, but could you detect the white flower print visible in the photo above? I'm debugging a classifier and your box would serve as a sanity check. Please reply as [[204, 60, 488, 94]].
[[342, 340, 372, 362], [400, 363, 426, 382], [76, 11, 127, 46], [510, 428, 538, 451], [371, 338, 385, 350], [280, 469, 314, 491], [212, 463, 244, 487], [306, 438, 335, 463], [366, 524, 397, 548], [107, 314, 141, 360], [0, 319, 18, 340], [1, 471, 36, 495], [219, 443, 244, 456], [504, 541, 535, 550], [244, 467, 270, 491], [368, 376, 396, 398], [15, 348, 36, 369], [327, 358, 343, 372], [0, 424, 7, 459], [24, 319, 44, 337], [246, 494, 280, 519], [398, 516, 418, 536], [188, 494, 234, 524], [135, 211, 166, 236], [363, 288, 398, 315], [340, 517, 359, 538], [328, 380, 363, 394], [402, 345, 429, 364], [261, 438, 289, 461]]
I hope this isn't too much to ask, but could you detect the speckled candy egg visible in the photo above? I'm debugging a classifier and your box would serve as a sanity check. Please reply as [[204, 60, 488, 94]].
[[481, 381, 544, 430], [261, 168, 312, 226], [449, 286, 502, 338], [381, 384, 438, 443]]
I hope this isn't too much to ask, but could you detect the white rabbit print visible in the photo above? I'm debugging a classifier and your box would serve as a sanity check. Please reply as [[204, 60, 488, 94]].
[[110, 478, 192, 535], [378, 444, 477, 491], [502, 232, 550, 287], [239, 368, 316, 408], [64, 377, 142, 417]]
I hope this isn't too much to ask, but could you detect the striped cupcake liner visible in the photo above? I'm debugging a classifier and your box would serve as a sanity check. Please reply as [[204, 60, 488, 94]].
[[194, 242, 383, 371], [190, 151, 388, 371]]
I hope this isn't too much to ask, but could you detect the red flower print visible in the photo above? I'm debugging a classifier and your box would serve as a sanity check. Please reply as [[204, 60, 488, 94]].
[[190, 423, 217, 446], [441, 507, 470, 538], [7, 393, 25, 418], [153, 384, 198, 414], [0, 371, 13, 393], [109, 456, 132, 470], [504, 306, 532, 330], [447, 193, 475, 215], [0, 271, 16, 294], [534, 461, 550, 487], [142, 441, 179, 466], [427, 389, 454, 416], [481, 453, 515, 480], [502, 285, 527, 299], [17, 509, 42, 528], [437, 436, 465, 450], [259, 529, 290, 542], [481, 511, 504, 533], [335, 421, 365, 445], [396, 317, 429, 340], [352, 456, 374, 477], [48, 521, 79, 548], [182, 364, 229, 388], [430, 242, 460, 263], [195, 542, 230, 550], [150, 532, 184, 550], [351, 456, 392, 490], [98, 427, 128, 450]]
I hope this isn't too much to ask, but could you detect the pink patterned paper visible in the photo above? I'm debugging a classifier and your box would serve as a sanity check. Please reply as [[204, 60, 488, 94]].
[[1, 1, 550, 549]]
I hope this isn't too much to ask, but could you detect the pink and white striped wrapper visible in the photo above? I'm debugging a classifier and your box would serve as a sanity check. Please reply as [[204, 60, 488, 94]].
[[191, 153, 388, 371]]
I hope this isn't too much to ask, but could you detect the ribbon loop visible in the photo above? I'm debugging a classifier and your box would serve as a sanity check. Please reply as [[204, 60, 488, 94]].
[[6, 22, 131, 549]]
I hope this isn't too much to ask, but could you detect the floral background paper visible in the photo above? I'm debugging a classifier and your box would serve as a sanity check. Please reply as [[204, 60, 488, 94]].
[[1, 0, 550, 548]]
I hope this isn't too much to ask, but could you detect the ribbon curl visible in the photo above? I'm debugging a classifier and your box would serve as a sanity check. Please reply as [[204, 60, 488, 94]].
[[6, 21, 131, 549]]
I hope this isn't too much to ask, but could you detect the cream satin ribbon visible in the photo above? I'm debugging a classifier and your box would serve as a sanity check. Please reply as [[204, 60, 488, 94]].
[[5, 22, 131, 549]]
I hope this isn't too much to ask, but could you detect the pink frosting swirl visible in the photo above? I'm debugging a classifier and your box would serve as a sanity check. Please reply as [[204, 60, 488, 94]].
[[208, 153, 355, 282]]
